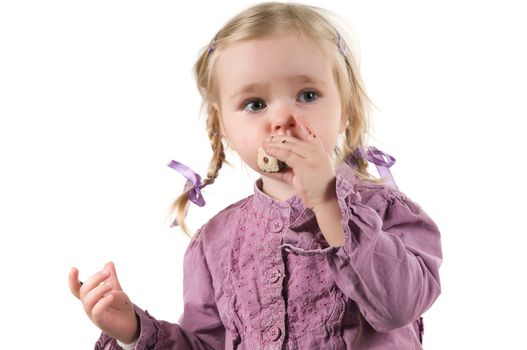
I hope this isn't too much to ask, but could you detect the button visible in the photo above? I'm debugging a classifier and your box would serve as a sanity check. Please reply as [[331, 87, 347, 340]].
[[268, 325, 281, 341], [270, 219, 284, 233], [268, 269, 281, 283]]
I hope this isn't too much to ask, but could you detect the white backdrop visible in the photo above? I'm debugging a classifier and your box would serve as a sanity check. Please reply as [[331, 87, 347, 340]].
[[1, 0, 525, 348]]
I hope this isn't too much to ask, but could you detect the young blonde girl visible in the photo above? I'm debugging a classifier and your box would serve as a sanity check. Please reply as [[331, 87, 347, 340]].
[[69, 2, 442, 349]]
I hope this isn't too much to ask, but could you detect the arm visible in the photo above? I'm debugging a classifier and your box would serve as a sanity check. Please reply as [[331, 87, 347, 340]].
[[70, 230, 225, 350], [262, 116, 441, 331], [90, 230, 225, 350], [311, 187, 345, 247], [324, 175, 442, 332], [280, 173, 442, 333]]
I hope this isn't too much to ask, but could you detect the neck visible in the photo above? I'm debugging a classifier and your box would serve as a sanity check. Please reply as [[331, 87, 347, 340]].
[[260, 176, 296, 202]]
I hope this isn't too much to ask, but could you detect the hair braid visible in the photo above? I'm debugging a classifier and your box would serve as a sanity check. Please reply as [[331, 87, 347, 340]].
[[170, 105, 228, 238], [202, 105, 228, 188]]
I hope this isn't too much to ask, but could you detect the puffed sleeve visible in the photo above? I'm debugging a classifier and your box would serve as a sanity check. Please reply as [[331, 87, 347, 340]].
[[95, 229, 226, 350], [280, 172, 442, 333]]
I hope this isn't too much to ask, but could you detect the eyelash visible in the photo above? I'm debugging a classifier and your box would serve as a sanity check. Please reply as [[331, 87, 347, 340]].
[[241, 89, 321, 113]]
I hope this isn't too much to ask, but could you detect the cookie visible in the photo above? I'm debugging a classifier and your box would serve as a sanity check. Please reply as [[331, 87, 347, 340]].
[[257, 147, 287, 173]]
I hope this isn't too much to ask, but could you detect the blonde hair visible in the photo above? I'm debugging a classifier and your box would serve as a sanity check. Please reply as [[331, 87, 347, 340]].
[[172, 2, 385, 237]]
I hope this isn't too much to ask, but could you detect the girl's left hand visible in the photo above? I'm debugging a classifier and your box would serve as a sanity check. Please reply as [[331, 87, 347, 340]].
[[262, 116, 336, 210]]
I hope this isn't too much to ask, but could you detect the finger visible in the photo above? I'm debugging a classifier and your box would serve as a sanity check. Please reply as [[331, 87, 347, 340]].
[[294, 116, 314, 142], [263, 138, 311, 161], [91, 293, 114, 322], [83, 281, 114, 315], [266, 134, 311, 151], [69, 267, 82, 299], [295, 115, 322, 145], [103, 261, 123, 291], [91, 291, 133, 321], [266, 134, 302, 146], [106, 290, 134, 312], [258, 162, 295, 185], [80, 270, 111, 299], [262, 143, 306, 169]]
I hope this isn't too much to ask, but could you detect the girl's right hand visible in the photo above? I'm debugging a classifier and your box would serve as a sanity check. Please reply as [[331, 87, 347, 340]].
[[69, 262, 140, 344]]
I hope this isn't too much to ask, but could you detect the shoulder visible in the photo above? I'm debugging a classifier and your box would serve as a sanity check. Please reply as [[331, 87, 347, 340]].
[[336, 162, 417, 213], [184, 195, 251, 265], [187, 195, 252, 274], [354, 178, 437, 235], [192, 194, 252, 242], [343, 177, 439, 241], [356, 181, 409, 209]]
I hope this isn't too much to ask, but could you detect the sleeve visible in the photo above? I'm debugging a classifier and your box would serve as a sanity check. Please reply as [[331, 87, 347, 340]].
[[281, 174, 442, 333], [116, 339, 136, 350], [94, 230, 226, 350]]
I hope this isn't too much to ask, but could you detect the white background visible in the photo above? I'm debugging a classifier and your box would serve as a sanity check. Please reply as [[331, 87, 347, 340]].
[[1, 0, 525, 348]]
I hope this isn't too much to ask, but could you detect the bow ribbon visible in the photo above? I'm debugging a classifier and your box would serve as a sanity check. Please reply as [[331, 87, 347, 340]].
[[347, 146, 399, 189], [168, 160, 206, 207]]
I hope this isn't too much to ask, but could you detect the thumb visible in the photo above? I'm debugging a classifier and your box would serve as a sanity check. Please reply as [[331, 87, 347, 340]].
[[104, 261, 123, 291]]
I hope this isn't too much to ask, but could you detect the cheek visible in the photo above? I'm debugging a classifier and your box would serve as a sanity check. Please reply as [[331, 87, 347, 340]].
[[320, 127, 343, 154], [232, 136, 252, 149], [321, 135, 338, 153], [230, 135, 259, 160]]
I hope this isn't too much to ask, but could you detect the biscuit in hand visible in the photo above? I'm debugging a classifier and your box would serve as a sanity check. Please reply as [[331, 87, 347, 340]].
[[257, 147, 287, 173]]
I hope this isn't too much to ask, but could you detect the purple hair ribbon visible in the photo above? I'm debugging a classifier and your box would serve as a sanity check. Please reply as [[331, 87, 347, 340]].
[[167, 160, 206, 207], [207, 34, 218, 55], [347, 146, 399, 190]]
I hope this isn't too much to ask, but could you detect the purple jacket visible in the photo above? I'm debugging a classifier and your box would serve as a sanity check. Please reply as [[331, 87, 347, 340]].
[[96, 163, 442, 349]]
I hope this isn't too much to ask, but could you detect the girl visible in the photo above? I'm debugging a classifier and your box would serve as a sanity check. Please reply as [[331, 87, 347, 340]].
[[69, 2, 442, 349]]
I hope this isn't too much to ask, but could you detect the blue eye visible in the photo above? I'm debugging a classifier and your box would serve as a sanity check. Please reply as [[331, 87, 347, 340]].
[[299, 90, 319, 103], [243, 99, 266, 112]]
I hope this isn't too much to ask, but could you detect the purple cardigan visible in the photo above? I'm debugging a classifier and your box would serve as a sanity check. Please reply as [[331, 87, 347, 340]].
[[96, 163, 442, 349]]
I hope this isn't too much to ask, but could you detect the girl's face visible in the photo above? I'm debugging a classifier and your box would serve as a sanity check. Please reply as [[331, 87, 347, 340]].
[[214, 32, 347, 198]]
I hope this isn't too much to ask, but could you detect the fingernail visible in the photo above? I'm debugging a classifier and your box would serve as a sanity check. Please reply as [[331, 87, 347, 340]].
[[102, 270, 110, 276]]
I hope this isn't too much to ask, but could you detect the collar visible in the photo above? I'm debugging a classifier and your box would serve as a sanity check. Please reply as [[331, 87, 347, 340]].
[[250, 162, 360, 224]]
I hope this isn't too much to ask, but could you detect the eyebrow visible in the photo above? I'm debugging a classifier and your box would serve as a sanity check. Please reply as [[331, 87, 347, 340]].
[[229, 74, 324, 100]]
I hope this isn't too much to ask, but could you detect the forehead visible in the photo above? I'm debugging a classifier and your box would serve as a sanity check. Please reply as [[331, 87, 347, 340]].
[[214, 33, 335, 97]]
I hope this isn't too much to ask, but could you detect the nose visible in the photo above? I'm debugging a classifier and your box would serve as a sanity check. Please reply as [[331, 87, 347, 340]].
[[271, 109, 298, 136]]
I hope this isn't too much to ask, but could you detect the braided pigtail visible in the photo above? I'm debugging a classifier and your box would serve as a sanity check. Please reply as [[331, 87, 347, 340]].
[[201, 105, 229, 188], [170, 104, 228, 238], [170, 188, 193, 238]]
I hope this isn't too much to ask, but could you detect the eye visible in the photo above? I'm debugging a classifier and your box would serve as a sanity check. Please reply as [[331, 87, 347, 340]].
[[243, 99, 267, 112], [298, 90, 320, 103]]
